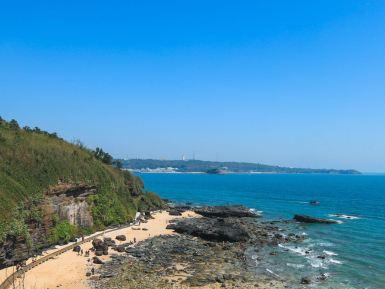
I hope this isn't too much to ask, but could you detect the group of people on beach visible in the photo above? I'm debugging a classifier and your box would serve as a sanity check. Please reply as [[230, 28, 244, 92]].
[[76, 248, 91, 257]]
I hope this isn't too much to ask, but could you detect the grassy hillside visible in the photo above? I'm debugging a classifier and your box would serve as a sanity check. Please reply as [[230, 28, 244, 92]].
[[0, 117, 163, 243]]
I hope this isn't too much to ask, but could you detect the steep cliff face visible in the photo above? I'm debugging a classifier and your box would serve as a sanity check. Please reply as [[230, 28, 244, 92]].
[[56, 200, 93, 227], [47, 183, 96, 228], [0, 236, 29, 269], [0, 214, 51, 269], [0, 184, 97, 269]]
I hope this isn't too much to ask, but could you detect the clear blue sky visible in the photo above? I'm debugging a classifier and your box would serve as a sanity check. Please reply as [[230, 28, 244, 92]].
[[1, 1, 384, 172]]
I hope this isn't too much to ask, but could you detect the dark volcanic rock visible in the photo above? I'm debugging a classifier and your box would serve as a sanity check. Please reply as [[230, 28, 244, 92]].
[[92, 233, 295, 289], [73, 245, 81, 253], [309, 200, 320, 205], [301, 276, 311, 284], [93, 256, 105, 264], [116, 245, 126, 253], [167, 215, 305, 245], [294, 215, 338, 224], [194, 205, 259, 218], [92, 238, 109, 251], [167, 217, 250, 242], [115, 235, 126, 241], [103, 238, 116, 247], [168, 205, 191, 216], [168, 209, 182, 216], [91, 211, 307, 289]]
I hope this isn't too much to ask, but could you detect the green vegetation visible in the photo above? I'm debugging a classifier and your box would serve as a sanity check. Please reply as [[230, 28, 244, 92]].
[[93, 147, 113, 165], [0, 117, 164, 244], [48, 216, 77, 244], [121, 159, 361, 174]]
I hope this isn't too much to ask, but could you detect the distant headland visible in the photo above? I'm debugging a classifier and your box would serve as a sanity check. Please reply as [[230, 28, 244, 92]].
[[119, 159, 361, 175]]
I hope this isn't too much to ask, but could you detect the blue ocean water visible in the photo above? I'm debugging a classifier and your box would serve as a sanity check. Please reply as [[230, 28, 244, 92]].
[[140, 173, 385, 289]]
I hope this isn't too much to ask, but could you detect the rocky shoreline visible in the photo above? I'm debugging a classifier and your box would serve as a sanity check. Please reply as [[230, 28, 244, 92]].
[[91, 205, 307, 289]]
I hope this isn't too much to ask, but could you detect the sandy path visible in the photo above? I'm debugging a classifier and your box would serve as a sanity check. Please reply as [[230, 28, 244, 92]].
[[0, 211, 196, 289]]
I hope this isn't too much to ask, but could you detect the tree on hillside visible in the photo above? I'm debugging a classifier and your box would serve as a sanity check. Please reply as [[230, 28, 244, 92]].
[[93, 147, 113, 165], [23, 126, 33, 132], [49, 132, 59, 138], [72, 139, 86, 149], [9, 119, 20, 130], [113, 160, 123, 169]]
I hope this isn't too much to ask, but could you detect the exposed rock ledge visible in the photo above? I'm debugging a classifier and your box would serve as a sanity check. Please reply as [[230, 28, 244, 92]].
[[294, 214, 338, 224], [46, 183, 97, 198], [0, 183, 97, 269], [47, 183, 97, 228], [194, 205, 259, 218]]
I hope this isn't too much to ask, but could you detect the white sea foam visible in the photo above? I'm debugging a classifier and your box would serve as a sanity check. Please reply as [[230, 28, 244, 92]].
[[329, 258, 343, 264], [329, 214, 361, 220], [250, 208, 263, 215], [251, 254, 258, 260], [278, 244, 310, 256], [323, 250, 338, 256], [317, 241, 334, 247], [308, 257, 327, 269], [286, 263, 305, 269], [266, 268, 280, 278]]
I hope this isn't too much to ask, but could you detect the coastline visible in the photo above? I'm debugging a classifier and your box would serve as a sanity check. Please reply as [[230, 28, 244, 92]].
[[1, 204, 338, 289], [92, 205, 298, 289], [0, 210, 198, 289], [135, 171, 362, 175]]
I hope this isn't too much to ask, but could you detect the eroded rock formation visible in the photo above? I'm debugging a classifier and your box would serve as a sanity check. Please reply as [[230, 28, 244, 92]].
[[47, 183, 96, 227]]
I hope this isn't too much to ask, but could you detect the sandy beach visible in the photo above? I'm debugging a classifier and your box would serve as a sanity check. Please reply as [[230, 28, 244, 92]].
[[0, 210, 197, 289]]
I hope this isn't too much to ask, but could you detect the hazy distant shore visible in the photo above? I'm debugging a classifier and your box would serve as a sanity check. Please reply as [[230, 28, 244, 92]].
[[121, 159, 361, 175]]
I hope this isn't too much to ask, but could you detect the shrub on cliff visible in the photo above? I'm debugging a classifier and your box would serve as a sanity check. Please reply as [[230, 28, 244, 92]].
[[48, 217, 77, 244]]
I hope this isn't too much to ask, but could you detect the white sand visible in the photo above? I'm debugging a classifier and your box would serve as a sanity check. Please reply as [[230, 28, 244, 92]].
[[0, 210, 197, 289]]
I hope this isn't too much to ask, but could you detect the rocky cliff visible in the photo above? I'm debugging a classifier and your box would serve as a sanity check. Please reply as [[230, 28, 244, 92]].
[[0, 117, 165, 269], [0, 184, 97, 268], [47, 183, 96, 228]]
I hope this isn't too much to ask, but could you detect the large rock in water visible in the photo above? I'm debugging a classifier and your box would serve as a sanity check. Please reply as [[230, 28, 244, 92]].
[[194, 205, 259, 218], [167, 217, 250, 242], [294, 215, 338, 224]]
